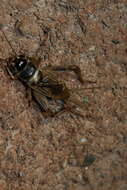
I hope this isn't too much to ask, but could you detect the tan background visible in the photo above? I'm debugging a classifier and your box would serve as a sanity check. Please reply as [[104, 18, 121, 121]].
[[0, 0, 127, 190]]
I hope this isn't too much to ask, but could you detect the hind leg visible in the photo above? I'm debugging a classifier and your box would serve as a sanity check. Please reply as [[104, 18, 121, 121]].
[[45, 65, 84, 84], [52, 100, 84, 118], [55, 105, 84, 118]]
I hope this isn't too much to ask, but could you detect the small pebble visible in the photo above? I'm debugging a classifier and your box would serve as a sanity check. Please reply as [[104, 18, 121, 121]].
[[89, 46, 96, 51], [80, 137, 88, 143]]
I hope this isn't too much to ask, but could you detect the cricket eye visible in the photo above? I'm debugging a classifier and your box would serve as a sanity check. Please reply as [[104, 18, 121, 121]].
[[15, 58, 27, 71]]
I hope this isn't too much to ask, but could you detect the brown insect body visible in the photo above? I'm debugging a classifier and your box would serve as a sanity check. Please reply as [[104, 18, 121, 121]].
[[2, 30, 86, 118], [7, 54, 83, 117]]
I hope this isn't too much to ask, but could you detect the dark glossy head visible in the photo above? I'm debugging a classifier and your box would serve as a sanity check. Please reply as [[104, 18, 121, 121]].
[[7, 55, 28, 75], [7, 55, 38, 82], [15, 55, 27, 72]]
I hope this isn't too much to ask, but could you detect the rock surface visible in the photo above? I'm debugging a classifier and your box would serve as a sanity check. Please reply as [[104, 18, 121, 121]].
[[0, 0, 127, 189]]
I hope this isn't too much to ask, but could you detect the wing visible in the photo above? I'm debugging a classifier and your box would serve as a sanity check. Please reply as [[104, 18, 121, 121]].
[[41, 68, 59, 86], [29, 69, 59, 111], [32, 89, 49, 112], [33, 68, 70, 100], [29, 68, 70, 115], [30, 69, 58, 98]]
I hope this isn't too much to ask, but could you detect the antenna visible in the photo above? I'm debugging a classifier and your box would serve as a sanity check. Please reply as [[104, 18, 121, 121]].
[[1, 29, 17, 56]]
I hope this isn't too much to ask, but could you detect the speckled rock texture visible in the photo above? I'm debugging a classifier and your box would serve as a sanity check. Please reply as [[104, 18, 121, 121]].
[[0, 0, 127, 190]]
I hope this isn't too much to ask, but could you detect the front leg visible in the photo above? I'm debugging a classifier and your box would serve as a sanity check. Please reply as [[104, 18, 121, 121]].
[[6, 66, 17, 80], [0, 58, 16, 80]]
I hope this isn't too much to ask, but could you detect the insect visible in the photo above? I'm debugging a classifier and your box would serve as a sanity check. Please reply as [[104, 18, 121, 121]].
[[1, 29, 90, 118]]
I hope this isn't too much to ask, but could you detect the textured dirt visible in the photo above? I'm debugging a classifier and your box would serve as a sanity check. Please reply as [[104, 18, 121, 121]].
[[0, 0, 127, 190]]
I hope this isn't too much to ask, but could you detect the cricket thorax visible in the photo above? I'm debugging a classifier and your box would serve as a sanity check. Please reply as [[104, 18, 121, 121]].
[[27, 69, 41, 84], [19, 64, 36, 81]]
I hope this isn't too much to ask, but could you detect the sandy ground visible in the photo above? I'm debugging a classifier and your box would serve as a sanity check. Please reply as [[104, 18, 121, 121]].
[[0, 0, 127, 190]]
